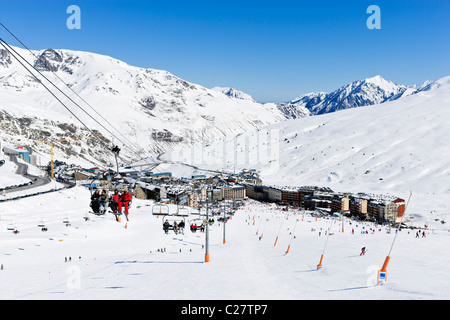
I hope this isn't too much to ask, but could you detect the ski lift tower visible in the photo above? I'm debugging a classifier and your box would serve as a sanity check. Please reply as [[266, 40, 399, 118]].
[[205, 187, 213, 263], [111, 145, 121, 175]]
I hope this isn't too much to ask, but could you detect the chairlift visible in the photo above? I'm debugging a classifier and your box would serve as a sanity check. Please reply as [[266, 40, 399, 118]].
[[7, 223, 19, 234], [189, 218, 207, 233], [38, 220, 48, 231], [191, 207, 207, 217], [89, 179, 102, 196], [152, 203, 170, 216], [176, 206, 190, 217], [162, 216, 186, 234], [63, 217, 71, 227]]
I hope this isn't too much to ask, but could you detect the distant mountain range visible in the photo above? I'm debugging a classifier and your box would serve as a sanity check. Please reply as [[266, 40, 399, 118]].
[[0, 44, 446, 168], [214, 75, 444, 120], [277, 75, 439, 117]]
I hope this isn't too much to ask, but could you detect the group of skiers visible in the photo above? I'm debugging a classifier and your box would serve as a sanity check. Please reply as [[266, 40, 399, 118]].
[[190, 222, 205, 233], [90, 188, 132, 218], [163, 219, 185, 234]]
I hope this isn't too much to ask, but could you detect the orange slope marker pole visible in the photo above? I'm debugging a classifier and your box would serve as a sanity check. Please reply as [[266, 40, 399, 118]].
[[317, 218, 335, 270], [285, 219, 299, 254], [377, 191, 412, 285], [274, 222, 283, 247], [259, 219, 269, 240]]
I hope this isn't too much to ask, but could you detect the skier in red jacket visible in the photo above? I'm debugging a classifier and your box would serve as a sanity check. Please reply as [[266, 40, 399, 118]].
[[118, 190, 132, 220], [110, 190, 120, 213]]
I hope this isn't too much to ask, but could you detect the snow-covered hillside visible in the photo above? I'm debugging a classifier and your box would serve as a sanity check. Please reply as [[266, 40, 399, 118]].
[[0, 46, 287, 167], [162, 76, 450, 217]]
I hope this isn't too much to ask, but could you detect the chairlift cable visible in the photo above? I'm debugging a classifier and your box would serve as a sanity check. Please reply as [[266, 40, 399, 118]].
[[0, 22, 149, 156], [0, 24, 168, 174], [0, 38, 127, 155], [0, 39, 109, 171], [0, 29, 157, 169]]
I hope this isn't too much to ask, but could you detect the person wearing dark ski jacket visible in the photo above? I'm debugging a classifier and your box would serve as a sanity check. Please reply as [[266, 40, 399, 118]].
[[90, 190, 100, 213], [99, 190, 109, 214], [163, 220, 170, 234]]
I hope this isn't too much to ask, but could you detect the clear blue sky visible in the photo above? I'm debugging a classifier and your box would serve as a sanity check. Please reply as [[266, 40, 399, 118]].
[[1, 0, 449, 102]]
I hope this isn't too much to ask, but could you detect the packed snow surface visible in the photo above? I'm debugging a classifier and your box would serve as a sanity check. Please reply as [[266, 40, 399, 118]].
[[0, 187, 449, 300]]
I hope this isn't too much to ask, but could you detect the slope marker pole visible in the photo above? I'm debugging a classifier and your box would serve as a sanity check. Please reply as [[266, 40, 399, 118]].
[[274, 221, 283, 247], [317, 218, 335, 270], [259, 219, 269, 240], [378, 191, 412, 285], [285, 219, 298, 254]]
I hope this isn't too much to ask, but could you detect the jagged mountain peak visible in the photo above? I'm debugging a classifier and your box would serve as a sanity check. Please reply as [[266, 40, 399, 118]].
[[211, 86, 256, 102], [285, 76, 417, 116]]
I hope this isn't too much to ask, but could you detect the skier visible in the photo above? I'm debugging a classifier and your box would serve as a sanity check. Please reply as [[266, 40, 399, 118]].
[[90, 189, 100, 213], [99, 189, 109, 214], [360, 247, 366, 256], [118, 189, 132, 221], [110, 190, 120, 213], [163, 220, 170, 234]]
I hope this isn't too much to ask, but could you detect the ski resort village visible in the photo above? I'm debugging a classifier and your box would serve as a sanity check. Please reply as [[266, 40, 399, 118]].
[[0, 3, 449, 303], [1, 148, 408, 226]]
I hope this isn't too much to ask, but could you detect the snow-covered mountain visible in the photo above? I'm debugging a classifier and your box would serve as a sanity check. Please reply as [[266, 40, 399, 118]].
[[161, 75, 450, 215], [1, 44, 446, 171], [0, 46, 287, 167], [211, 86, 256, 102], [285, 75, 435, 116]]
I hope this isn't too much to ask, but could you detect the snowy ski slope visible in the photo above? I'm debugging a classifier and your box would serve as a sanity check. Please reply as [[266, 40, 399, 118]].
[[0, 187, 448, 300]]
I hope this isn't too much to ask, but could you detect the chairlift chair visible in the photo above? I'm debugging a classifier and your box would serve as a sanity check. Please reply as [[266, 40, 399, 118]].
[[189, 218, 207, 233], [63, 217, 71, 226], [38, 220, 48, 231], [152, 203, 170, 216], [176, 206, 190, 217], [162, 216, 186, 234], [193, 207, 207, 217]]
